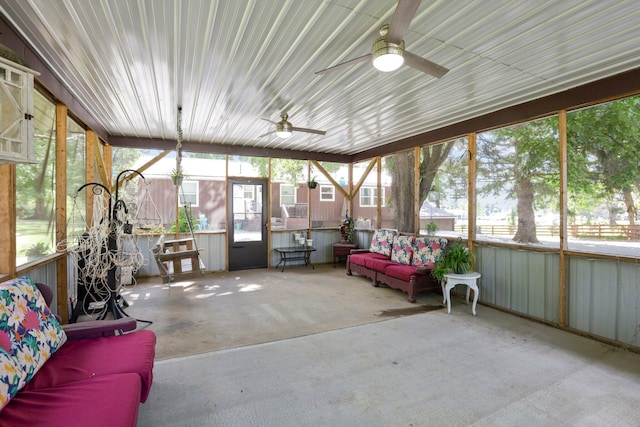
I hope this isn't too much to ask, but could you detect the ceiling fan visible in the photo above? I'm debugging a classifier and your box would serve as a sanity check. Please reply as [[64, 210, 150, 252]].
[[259, 113, 326, 139], [315, 0, 448, 78]]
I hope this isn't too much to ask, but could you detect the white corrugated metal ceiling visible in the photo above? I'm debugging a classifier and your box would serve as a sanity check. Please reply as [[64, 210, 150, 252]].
[[1, 0, 640, 156]]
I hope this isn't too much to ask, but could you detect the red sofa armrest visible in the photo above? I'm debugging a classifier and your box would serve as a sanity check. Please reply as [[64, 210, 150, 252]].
[[63, 317, 137, 339], [414, 266, 430, 275]]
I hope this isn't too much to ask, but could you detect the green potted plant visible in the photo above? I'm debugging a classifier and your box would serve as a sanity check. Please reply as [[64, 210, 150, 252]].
[[170, 168, 185, 186], [426, 221, 438, 236], [23, 241, 50, 261], [307, 176, 318, 189], [431, 240, 476, 283]]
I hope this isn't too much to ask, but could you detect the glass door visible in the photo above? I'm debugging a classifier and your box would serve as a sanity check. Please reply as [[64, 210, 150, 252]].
[[228, 178, 268, 270]]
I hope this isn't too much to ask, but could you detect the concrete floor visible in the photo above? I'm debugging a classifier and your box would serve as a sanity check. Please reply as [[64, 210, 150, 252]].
[[123, 263, 447, 360], [125, 264, 640, 426]]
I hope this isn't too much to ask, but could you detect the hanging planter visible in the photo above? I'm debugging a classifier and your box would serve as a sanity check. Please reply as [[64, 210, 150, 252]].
[[307, 176, 318, 189], [171, 168, 184, 186]]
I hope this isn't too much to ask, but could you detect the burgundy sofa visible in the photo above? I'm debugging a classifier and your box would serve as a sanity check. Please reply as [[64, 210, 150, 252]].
[[0, 277, 156, 427], [347, 230, 447, 303]]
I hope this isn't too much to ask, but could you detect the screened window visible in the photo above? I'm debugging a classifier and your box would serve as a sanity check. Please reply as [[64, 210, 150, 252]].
[[382, 150, 414, 232], [66, 117, 86, 242], [15, 91, 56, 265], [421, 138, 468, 237], [320, 185, 334, 201], [566, 96, 640, 256], [476, 116, 559, 246]]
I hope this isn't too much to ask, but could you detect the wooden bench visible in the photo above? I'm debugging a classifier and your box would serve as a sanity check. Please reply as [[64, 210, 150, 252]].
[[153, 237, 204, 283]]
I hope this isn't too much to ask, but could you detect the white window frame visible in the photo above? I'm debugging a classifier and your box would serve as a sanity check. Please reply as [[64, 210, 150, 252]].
[[319, 185, 335, 201], [360, 186, 385, 207], [280, 183, 296, 206], [179, 180, 199, 207]]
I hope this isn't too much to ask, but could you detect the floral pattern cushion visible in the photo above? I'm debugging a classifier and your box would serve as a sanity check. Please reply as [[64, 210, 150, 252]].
[[390, 235, 415, 265], [369, 229, 398, 256], [411, 237, 448, 267], [0, 277, 67, 410]]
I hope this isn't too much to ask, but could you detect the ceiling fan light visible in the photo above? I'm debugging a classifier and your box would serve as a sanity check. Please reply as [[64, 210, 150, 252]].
[[276, 120, 292, 138], [276, 130, 292, 138], [372, 39, 404, 72]]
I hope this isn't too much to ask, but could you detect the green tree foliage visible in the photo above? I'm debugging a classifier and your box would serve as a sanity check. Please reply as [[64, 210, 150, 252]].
[[250, 158, 342, 185], [477, 117, 559, 243], [16, 131, 55, 220], [111, 147, 145, 179], [567, 97, 640, 225], [169, 206, 195, 233]]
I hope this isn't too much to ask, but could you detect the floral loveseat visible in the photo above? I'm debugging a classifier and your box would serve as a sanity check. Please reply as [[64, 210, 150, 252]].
[[346, 229, 447, 302], [0, 277, 156, 427]]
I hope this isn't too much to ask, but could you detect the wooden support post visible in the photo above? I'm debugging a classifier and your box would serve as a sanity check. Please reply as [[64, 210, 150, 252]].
[[267, 157, 272, 268], [86, 130, 97, 224], [349, 158, 376, 197], [103, 144, 112, 188], [558, 110, 568, 326], [348, 163, 353, 218], [309, 159, 350, 200], [414, 147, 421, 235], [467, 133, 477, 252], [55, 104, 69, 323], [307, 161, 312, 232], [377, 157, 382, 229], [0, 164, 16, 278]]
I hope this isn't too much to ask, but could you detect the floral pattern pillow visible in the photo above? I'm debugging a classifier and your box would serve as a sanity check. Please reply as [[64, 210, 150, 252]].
[[390, 235, 415, 265], [0, 277, 67, 410], [411, 237, 448, 267], [369, 229, 398, 256]]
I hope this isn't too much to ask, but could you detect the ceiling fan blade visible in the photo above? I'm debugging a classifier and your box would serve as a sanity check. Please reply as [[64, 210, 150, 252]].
[[404, 51, 448, 78], [258, 130, 275, 138], [387, 0, 422, 44], [261, 117, 277, 125], [292, 127, 327, 136], [315, 54, 371, 75]]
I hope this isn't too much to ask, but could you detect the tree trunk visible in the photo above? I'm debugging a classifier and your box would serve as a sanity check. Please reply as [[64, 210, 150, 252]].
[[388, 142, 456, 233], [389, 152, 415, 232], [512, 178, 539, 243], [623, 190, 636, 226]]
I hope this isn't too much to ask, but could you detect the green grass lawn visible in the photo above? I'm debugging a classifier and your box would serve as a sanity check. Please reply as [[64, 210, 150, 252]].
[[16, 219, 55, 260]]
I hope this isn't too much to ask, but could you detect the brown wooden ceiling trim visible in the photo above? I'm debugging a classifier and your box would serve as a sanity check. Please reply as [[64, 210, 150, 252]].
[[353, 67, 640, 162], [107, 136, 352, 163]]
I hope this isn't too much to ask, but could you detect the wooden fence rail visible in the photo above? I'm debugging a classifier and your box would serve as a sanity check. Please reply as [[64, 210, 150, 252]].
[[455, 224, 640, 240]]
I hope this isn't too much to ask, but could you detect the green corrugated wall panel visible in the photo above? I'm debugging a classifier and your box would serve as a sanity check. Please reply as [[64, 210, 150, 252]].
[[526, 252, 547, 319], [568, 258, 593, 331], [510, 250, 530, 313], [544, 253, 560, 323], [494, 248, 512, 308], [618, 263, 640, 346], [591, 261, 618, 339]]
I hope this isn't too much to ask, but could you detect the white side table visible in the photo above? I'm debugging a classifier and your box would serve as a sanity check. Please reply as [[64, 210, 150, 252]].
[[442, 272, 481, 316]]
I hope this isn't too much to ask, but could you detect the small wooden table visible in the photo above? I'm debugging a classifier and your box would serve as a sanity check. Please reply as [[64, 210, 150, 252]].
[[274, 246, 316, 272], [442, 272, 481, 316], [333, 243, 357, 267]]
